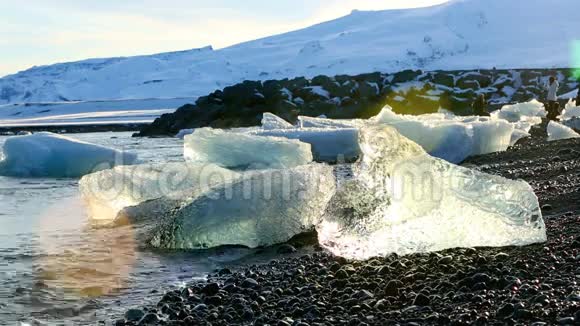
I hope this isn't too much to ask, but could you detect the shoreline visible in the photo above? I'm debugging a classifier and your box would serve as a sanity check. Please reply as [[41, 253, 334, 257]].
[[0, 123, 146, 135]]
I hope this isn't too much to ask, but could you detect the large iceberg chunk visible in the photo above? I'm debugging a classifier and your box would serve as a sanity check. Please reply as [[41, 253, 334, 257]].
[[317, 125, 546, 259], [184, 128, 313, 169], [491, 99, 546, 126], [0, 132, 136, 178], [79, 163, 239, 222], [126, 164, 336, 249], [372, 107, 513, 162], [547, 121, 580, 141], [251, 128, 360, 162]]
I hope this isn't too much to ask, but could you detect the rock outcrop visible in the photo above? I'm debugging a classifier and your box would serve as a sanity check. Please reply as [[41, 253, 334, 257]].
[[135, 68, 578, 137]]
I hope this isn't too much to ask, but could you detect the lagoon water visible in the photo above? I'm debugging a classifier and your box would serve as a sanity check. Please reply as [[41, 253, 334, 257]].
[[0, 132, 279, 325]]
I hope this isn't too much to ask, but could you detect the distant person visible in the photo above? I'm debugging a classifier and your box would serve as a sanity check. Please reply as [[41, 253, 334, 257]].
[[546, 76, 559, 120], [575, 89, 580, 107], [472, 94, 490, 116]]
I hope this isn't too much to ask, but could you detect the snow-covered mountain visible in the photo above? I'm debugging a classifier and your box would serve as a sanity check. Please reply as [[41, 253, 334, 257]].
[[1, 0, 579, 105]]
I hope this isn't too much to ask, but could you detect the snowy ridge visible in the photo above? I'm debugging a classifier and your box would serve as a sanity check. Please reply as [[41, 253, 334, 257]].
[[1, 0, 580, 106]]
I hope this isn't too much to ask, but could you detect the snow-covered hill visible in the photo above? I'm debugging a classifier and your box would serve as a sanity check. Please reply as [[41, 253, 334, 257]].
[[1, 0, 579, 106]]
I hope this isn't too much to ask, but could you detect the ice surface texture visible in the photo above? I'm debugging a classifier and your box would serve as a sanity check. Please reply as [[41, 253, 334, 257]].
[[184, 128, 313, 169], [250, 128, 361, 163], [79, 163, 239, 222], [262, 113, 294, 130], [491, 100, 546, 126], [127, 164, 336, 249], [547, 121, 580, 141], [317, 125, 546, 259], [559, 100, 580, 130], [81, 113, 546, 257], [560, 100, 580, 120], [373, 108, 514, 163], [0, 132, 136, 178]]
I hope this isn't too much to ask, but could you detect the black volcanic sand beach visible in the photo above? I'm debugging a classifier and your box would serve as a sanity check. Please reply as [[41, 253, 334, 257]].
[[118, 123, 580, 326]]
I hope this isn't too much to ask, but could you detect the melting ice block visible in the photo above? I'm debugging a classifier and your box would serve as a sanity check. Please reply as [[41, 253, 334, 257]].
[[251, 128, 361, 162], [79, 163, 239, 222], [491, 100, 546, 125], [297, 115, 361, 129], [126, 164, 336, 249], [547, 121, 580, 141], [261, 113, 294, 130], [559, 100, 580, 120], [0, 132, 136, 178], [558, 100, 580, 130], [371, 107, 513, 163], [184, 128, 313, 169], [317, 125, 546, 260]]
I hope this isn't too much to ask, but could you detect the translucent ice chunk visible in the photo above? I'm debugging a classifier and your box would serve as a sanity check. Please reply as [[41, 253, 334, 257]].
[[79, 163, 239, 222], [184, 128, 313, 169], [251, 128, 361, 162], [547, 121, 580, 141], [559, 99, 580, 120], [297, 115, 361, 129], [468, 120, 514, 155], [510, 129, 531, 146], [318, 125, 546, 259], [0, 132, 136, 178], [563, 118, 580, 131], [371, 107, 513, 162], [491, 100, 546, 125], [129, 164, 336, 249], [261, 113, 294, 130]]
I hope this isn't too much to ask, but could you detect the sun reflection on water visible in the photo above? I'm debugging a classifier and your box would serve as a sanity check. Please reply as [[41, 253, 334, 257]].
[[33, 195, 137, 298]]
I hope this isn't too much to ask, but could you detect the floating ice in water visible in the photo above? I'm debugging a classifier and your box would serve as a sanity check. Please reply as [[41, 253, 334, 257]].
[[184, 128, 313, 169], [0, 132, 136, 178], [318, 125, 546, 260], [491, 99, 546, 125], [547, 121, 580, 141], [251, 128, 361, 162], [125, 164, 335, 249], [261, 113, 294, 130], [79, 163, 239, 222]]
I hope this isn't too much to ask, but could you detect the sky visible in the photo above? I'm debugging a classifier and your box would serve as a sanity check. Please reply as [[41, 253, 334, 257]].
[[0, 0, 448, 77]]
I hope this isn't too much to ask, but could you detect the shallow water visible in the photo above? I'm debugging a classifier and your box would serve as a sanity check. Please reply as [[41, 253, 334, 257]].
[[0, 132, 277, 325]]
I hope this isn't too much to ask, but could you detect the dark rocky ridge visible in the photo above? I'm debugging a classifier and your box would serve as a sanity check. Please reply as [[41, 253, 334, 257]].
[[135, 68, 580, 137], [118, 128, 580, 325]]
